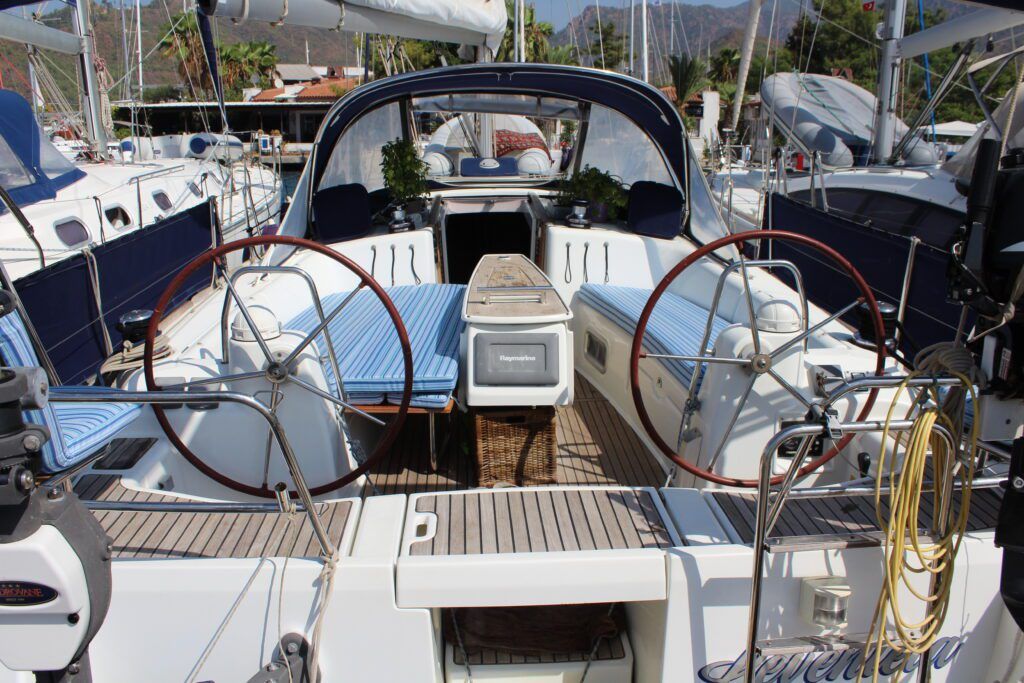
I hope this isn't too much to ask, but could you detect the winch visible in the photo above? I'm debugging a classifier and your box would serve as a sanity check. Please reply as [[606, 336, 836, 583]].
[[0, 366, 112, 682]]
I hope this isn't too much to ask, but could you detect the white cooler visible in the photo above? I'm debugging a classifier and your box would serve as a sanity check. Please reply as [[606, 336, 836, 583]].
[[460, 254, 573, 407]]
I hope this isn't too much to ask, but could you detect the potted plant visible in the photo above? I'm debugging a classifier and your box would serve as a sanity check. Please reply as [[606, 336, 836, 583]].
[[559, 165, 627, 223], [380, 138, 428, 231]]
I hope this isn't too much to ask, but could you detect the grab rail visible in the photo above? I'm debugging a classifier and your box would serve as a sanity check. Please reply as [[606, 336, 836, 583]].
[[741, 373, 989, 682], [128, 164, 185, 227], [685, 259, 810, 405], [47, 388, 335, 557]]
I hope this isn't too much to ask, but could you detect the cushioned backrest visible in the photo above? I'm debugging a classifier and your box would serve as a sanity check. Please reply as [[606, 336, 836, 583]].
[[627, 181, 684, 239], [311, 183, 372, 243], [0, 311, 65, 467]]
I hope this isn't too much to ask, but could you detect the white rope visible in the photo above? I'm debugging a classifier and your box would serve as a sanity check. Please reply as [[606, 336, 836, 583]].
[[81, 247, 114, 356], [186, 558, 274, 683], [276, 527, 295, 683], [306, 549, 340, 677]]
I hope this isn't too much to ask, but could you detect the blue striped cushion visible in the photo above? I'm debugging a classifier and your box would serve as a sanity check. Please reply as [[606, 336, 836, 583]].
[[287, 284, 465, 405], [50, 387, 142, 469], [577, 284, 730, 388], [0, 311, 141, 472], [387, 392, 452, 409], [0, 312, 65, 468]]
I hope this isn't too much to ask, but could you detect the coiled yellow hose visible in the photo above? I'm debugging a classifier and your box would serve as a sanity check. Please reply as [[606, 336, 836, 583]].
[[860, 370, 979, 680]]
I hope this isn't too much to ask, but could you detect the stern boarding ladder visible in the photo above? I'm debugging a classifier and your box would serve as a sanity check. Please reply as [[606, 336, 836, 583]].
[[50, 370, 1008, 681]]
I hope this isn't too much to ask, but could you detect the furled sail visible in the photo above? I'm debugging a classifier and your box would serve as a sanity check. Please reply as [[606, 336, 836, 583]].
[[198, 0, 507, 52]]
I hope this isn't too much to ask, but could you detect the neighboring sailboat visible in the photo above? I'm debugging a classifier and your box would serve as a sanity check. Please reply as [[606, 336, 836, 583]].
[[0, 0, 282, 385], [710, 1, 1024, 351]]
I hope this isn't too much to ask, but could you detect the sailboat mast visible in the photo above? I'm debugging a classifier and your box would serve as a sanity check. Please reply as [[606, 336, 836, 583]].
[[641, 0, 648, 82], [135, 0, 145, 101], [730, 0, 761, 131], [629, 0, 635, 75], [871, 0, 907, 164], [519, 0, 526, 61], [513, 0, 520, 60], [72, 0, 109, 155]]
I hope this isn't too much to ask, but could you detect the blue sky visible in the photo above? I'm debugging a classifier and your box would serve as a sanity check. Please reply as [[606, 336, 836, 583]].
[[535, 0, 747, 31]]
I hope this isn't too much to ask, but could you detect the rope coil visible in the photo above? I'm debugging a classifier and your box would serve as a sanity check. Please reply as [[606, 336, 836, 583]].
[[860, 361, 980, 680]]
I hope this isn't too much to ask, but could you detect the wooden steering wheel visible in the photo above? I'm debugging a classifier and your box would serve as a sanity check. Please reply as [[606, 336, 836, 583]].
[[629, 229, 885, 488], [143, 234, 413, 498]]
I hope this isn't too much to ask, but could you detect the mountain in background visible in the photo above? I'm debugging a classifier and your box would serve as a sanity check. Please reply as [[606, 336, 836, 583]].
[[0, 0, 990, 103], [552, 0, 976, 83], [552, 1, 802, 70], [0, 1, 361, 102]]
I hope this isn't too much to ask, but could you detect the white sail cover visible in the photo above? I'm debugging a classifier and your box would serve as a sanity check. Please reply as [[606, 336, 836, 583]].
[[944, 88, 1024, 184], [200, 0, 506, 52], [761, 73, 937, 167]]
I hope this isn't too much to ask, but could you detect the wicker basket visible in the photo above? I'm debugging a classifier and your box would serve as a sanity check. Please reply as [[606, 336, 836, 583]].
[[474, 407, 557, 487]]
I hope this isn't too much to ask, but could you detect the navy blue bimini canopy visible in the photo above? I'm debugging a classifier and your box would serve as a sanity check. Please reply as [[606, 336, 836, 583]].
[[0, 89, 85, 211], [309, 63, 688, 197]]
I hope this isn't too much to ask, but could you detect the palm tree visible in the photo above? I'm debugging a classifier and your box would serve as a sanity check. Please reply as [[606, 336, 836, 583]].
[[710, 47, 740, 84], [159, 12, 213, 94], [666, 54, 708, 106], [498, 1, 553, 62], [545, 44, 579, 66], [220, 41, 279, 91]]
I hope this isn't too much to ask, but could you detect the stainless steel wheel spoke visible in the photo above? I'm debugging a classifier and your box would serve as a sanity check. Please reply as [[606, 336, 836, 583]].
[[767, 368, 812, 409], [261, 387, 283, 489], [282, 283, 365, 369], [159, 371, 267, 391], [287, 375, 386, 427], [737, 251, 762, 356], [642, 353, 750, 366], [217, 261, 276, 365], [706, 374, 757, 472], [769, 299, 860, 360]]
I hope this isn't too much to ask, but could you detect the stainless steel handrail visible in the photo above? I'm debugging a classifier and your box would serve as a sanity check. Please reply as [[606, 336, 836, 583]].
[[84, 500, 312, 513], [821, 375, 962, 409], [128, 163, 186, 227], [47, 388, 336, 557], [740, 384, 992, 682], [895, 237, 920, 347], [684, 258, 810, 406]]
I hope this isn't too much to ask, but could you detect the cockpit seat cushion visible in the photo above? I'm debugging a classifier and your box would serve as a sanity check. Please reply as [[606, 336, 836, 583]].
[[287, 283, 465, 408], [0, 311, 142, 472], [577, 283, 730, 388], [311, 182, 373, 243], [627, 181, 684, 239]]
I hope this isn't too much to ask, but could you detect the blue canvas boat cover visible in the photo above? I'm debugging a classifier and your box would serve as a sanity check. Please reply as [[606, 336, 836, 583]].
[[0, 89, 85, 211]]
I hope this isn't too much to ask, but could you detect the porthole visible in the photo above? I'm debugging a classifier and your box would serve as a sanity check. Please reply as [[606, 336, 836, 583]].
[[104, 206, 133, 230], [152, 191, 173, 212], [187, 181, 202, 198], [54, 218, 89, 246]]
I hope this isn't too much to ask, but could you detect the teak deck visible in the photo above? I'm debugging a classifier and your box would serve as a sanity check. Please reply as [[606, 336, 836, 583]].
[[713, 487, 1003, 545], [409, 488, 675, 556], [365, 374, 665, 496], [451, 636, 626, 666], [75, 474, 351, 559]]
